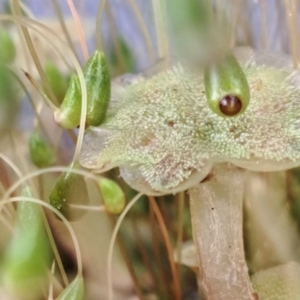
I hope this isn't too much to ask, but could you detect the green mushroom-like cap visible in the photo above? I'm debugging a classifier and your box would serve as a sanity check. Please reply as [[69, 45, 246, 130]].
[[80, 52, 300, 194]]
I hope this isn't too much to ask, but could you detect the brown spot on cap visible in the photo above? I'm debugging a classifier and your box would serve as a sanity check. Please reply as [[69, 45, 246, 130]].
[[219, 95, 242, 116]]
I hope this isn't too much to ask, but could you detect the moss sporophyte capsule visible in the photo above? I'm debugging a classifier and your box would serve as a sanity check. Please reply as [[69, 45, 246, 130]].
[[54, 51, 110, 129], [84, 50, 111, 126], [54, 74, 81, 129], [204, 52, 250, 117], [98, 177, 125, 214], [29, 132, 55, 168], [49, 162, 89, 221], [55, 51, 110, 129]]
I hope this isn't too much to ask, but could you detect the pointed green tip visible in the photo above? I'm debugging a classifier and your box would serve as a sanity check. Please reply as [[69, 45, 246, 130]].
[[55, 75, 82, 129], [56, 274, 84, 300]]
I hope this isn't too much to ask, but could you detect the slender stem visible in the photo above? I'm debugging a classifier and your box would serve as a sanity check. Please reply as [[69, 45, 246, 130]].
[[108, 215, 146, 300], [149, 200, 168, 297], [69, 204, 106, 211], [128, 0, 156, 61], [291, 0, 300, 65], [151, 0, 169, 60], [0, 153, 23, 181], [284, 0, 299, 68], [259, 0, 268, 50], [0, 161, 15, 219], [18, 1, 35, 18], [9, 0, 32, 76], [6, 67, 50, 140], [51, 0, 78, 57], [41, 210, 69, 287], [131, 217, 157, 290], [106, 3, 125, 72], [48, 261, 56, 300], [12, 0, 59, 106], [96, 0, 107, 51], [176, 192, 184, 267], [107, 193, 143, 300], [65, 0, 89, 60], [148, 196, 181, 300], [22, 70, 58, 112]]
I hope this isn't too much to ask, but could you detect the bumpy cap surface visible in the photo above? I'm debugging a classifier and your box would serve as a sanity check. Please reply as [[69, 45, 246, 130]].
[[80, 52, 300, 194]]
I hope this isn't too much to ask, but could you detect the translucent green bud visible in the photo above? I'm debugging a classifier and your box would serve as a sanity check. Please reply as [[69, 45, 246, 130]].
[[98, 177, 125, 214], [1, 187, 51, 300], [29, 131, 55, 168], [54, 75, 81, 129], [55, 51, 110, 128], [0, 30, 16, 64], [56, 274, 84, 300], [84, 50, 111, 126], [44, 61, 68, 104], [49, 162, 89, 221], [204, 53, 250, 117]]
